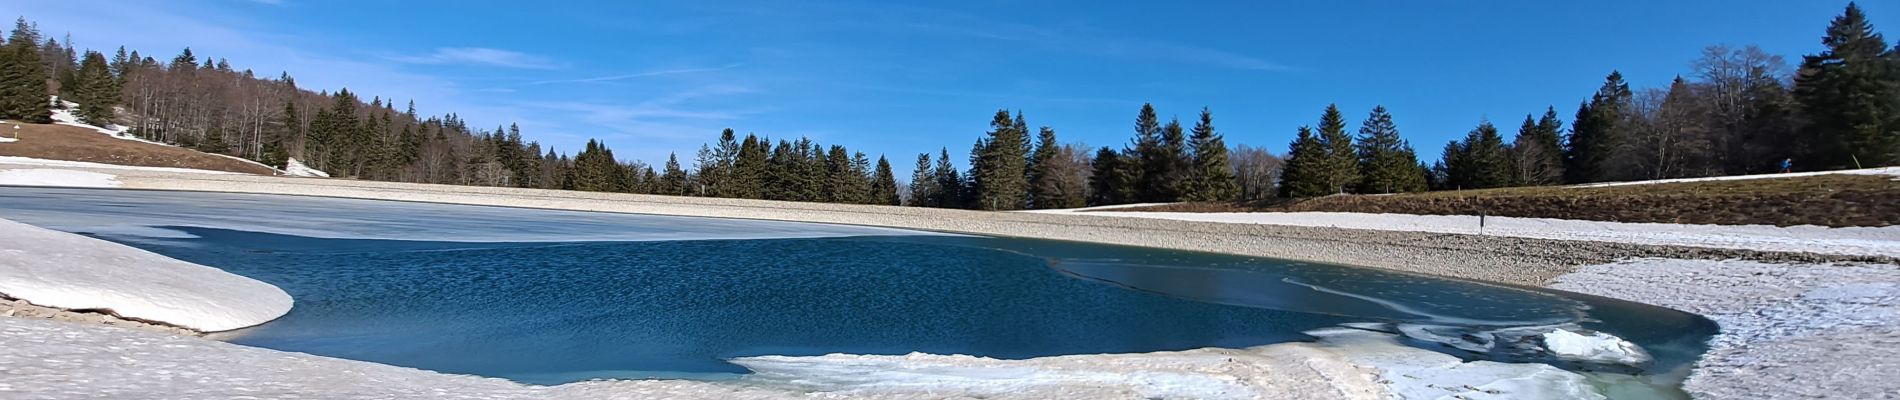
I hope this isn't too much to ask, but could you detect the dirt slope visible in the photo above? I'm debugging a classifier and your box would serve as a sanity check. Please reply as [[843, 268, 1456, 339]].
[[0, 123, 275, 175]]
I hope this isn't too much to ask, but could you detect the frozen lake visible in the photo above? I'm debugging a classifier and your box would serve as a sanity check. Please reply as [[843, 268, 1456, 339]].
[[0, 187, 1713, 395]]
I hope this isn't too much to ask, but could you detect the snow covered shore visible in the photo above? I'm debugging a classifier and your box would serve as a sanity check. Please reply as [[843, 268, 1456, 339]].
[[0, 218, 291, 332], [1551, 259, 1900, 399], [6, 313, 1648, 399]]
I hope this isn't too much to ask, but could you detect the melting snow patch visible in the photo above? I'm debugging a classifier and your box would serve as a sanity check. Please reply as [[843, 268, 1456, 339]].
[[1542, 329, 1650, 366], [284, 157, 329, 177], [0, 218, 291, 331], [0, 169, 120, 188]]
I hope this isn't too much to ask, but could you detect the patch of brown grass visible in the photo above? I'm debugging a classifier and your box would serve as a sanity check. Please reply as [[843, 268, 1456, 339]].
[[1112, 175, 1900, 228], [0, 123, 275, 175]]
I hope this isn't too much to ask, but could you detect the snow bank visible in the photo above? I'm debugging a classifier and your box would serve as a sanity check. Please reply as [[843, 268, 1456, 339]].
[[1542, 329, 1650, 365], [1082, 211, 1900, 257], [1572, 166, 1900, 188], [1015, 202, 1180, 214], [0, 156, 245, 175], [283, 157, 329, 177], [1550, 258, 1900, 399], [0, 169, 120, 188], [1308, 327, 1615, 400], [0, 218, 291, 331]]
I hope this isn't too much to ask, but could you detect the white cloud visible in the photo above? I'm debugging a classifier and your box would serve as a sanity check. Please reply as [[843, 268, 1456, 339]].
[[391, 47, 564, 70]]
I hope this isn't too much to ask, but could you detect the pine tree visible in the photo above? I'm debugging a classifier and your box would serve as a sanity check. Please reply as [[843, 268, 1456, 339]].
[[0, 18, 51, 123], [909, 153, 937, 206], [1794, 2, 1899, 169], [871, 156, 900, 205], [1567, 72, 1634, 182], [972, 110, 1029, 210], [1279, 126, 1332, 198], [1183, 107, 1238, 201], [1316, 104, 1358, 194]]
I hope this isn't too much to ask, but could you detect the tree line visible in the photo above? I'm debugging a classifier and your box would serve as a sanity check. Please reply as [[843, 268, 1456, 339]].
[[0, 3, 1894, 210]]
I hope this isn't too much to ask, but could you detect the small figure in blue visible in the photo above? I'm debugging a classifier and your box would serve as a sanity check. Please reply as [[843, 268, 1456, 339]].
[[1780, 158, 1793, 173]]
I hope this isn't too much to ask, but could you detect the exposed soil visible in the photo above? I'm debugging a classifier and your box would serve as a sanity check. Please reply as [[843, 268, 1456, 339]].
[[1116, 175, 1900, 228], [0, 122, 275, 175]]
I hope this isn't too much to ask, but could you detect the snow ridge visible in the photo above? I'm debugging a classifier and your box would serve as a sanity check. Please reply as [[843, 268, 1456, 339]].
[[0, 218, 291, 332]]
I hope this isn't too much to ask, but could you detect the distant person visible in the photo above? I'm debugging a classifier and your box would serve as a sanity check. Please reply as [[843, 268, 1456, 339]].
[[1780, 158, 1793, 173]]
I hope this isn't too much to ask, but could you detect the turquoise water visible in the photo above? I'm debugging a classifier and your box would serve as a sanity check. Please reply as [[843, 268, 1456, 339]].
[[0, 187, 1714, 391]]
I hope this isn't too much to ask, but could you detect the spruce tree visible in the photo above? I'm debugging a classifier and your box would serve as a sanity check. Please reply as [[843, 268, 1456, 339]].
[[871, 156, 901, 205], [1279, 126, 1332, 198], [73, 50, 116, 125], [1353, 106, 1426, 194], [1316, 104, 1358, 194], [1183, 107, 1238, 201], [972, 110, 1029, 210], [1511, 107, 1566, 185], [932, 147, 964, 208], [1129, 103, 1164, 200], [1147, 117, 1190, 201], [0, 18, 50, 123], [909, 153, 937, 206], [732, 134, 768, 199], [1027, 125, 1064, 208], [1794, 2, 1899, 168], [1444, 120, 1513, 189], [659, 152, 687, 195], [1088, 147, 1133, 205], [1567, 72, 1634, 182]]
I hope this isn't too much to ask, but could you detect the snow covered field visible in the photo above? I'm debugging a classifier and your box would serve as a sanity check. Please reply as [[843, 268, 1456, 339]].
[[0, 218, 291, 332], [1073, 210, 1900, 258]]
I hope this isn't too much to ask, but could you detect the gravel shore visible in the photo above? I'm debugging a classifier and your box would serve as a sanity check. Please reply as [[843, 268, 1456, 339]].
[[5, 164, 1898, 399]]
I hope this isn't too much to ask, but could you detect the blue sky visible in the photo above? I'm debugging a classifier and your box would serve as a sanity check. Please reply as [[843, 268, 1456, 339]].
[[20, 1, 1894, 174]]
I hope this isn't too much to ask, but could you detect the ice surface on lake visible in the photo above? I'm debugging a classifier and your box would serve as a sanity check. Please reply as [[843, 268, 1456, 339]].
[[0, 186, 946, 243]]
